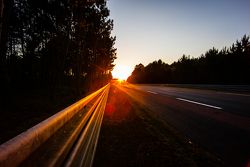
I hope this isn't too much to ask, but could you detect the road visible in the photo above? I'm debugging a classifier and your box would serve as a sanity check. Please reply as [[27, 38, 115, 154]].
[[116, 83, 250, 167]]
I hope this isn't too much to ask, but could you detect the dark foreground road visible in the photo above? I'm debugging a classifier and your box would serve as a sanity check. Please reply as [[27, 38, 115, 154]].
[[94, 83, 250, 167], [125, 84, 250, 166], [94, 83, 222, 167]]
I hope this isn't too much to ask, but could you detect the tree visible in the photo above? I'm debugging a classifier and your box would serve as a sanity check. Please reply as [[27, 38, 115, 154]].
[[127, 35, 250, 84], [0, 0, 116, 100]]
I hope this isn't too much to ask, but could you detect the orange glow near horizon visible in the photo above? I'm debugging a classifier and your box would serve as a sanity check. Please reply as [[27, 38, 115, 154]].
[[112, 65, 132, 80]]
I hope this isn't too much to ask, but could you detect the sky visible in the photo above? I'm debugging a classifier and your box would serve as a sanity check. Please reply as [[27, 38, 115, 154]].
[[108, 0, 250, 80]]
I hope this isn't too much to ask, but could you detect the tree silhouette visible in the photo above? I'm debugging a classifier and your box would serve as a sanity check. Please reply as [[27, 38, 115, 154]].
[[0, 0, 116, 100], [128, 35, 250, 85]]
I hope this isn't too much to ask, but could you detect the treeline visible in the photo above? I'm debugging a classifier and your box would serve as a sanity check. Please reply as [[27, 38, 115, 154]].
[[127, 35, 250, 84], [0, 0, 116, 99]]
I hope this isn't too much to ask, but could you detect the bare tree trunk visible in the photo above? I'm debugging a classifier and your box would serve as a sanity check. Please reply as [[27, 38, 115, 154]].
[[0, 0, 12, 106], [0, 0, 4, 41]]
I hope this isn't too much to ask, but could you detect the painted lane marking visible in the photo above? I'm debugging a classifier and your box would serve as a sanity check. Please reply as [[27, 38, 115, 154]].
[[218, 92, 250, 97], [147, 91, 158, 94], [176, 98, 222, 110]]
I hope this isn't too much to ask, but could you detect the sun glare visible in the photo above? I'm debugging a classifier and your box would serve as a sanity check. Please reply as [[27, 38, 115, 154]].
[[112, 65, 132, 80]]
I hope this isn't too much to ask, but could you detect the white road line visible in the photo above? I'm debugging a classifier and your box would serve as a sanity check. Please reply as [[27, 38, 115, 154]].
[[176, 98, 222, 110], [147, 91, 158, 94], [218, 92, 250, 97]]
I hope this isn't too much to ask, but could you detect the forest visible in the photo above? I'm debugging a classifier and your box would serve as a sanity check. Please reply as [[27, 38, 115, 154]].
[[0, 0, 116, 100], [0, 0, 117, 143], [127, 35, 250, 84]]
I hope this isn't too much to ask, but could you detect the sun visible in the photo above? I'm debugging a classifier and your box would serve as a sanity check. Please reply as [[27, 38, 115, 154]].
[[112, 65, 132, 80]]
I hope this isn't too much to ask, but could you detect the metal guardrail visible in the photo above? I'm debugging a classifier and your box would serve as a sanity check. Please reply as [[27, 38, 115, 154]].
[[0, 83, 110, 167]]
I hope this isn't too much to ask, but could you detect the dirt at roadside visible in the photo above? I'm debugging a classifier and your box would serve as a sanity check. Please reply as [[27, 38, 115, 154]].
[[0, 88, 76, 144], [93, 84, 224, 167]]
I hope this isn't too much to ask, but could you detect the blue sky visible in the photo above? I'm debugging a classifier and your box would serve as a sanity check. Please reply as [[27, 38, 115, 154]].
[[108, 0, 250, 79]]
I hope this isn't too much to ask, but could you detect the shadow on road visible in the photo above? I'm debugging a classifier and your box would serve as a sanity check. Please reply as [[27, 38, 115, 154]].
[[93, 84, 223, 167]]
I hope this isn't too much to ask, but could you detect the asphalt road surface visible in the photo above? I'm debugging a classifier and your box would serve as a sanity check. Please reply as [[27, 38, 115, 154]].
[[116, 83, 250, 167]]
